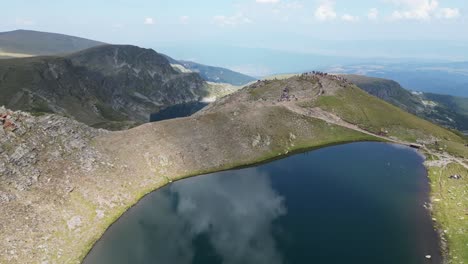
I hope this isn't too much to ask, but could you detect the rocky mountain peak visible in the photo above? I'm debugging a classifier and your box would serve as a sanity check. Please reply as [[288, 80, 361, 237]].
[[0, 45, 209, 130], [68, 45, 176, 77]]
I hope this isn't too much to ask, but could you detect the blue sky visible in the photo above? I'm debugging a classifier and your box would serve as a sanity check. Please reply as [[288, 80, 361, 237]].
[[2, 0, 468, 74]]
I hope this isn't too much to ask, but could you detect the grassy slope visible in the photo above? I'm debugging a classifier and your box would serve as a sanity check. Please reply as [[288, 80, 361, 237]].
[[342, 74, 422, 112], [205, 82, 245, 99], [311, 85, 467, 263], [343, 74, 468, 131], [314, 86, 464, 143], [427, 163, 468, 264]]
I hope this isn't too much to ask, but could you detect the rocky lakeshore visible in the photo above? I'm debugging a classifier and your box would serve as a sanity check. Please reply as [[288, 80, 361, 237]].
[[0, 74, 466, 263]]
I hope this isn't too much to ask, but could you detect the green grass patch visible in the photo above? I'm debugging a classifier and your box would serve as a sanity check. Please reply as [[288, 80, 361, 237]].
[[314, 86, 464, 143], [428, 163, 468, 263]]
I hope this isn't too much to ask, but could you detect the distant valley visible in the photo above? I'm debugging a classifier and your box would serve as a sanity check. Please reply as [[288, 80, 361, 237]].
[[330, 62, 468, 97]]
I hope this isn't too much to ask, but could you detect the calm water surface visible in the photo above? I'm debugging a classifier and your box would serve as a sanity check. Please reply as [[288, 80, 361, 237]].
[[84, 142, 441, 264], [150, 102, 208, 122]]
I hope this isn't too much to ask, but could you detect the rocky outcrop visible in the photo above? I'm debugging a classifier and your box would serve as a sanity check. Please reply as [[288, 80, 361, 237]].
[[0, 106, 109, 262], [0, 106, 103, 192]]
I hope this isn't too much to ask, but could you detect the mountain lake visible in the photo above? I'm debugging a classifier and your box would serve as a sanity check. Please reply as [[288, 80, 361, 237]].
[[84, 142, 441, 264]]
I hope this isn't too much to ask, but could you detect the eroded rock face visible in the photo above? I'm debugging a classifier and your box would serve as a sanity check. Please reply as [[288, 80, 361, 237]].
[[0, 107, 110, 263], [0, 106, 104, 191], [0, 190, 16, 203]]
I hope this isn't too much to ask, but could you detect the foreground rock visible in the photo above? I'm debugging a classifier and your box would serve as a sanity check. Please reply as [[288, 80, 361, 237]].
[[0, 74, 466, 263], [0, 107, 106, 262]]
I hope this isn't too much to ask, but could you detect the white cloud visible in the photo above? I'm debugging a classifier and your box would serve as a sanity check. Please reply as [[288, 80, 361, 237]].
[[284, 1, 303, 9], [144, 17, 155, 25], [314, 1, 337, 21], [109, 168, 286, 264], [213, 13, 252, 26], [388, 0, 438, 10], [437, 7, 460, 19], [269, 1, 303, 16], [180, 16, 190, 24], [15, 18, 35, 26], [256, 0, 280, 3], [341, 14, 360, 22], [171, 169, 286, 264], [388, 0, 460, 20], [112, 23, 124, 29], [368, 8, 379, 20]]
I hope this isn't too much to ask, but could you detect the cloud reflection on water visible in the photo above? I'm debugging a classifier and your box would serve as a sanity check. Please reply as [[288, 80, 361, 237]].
[[84, 142, 441, 264], [172, 169, 286, 264], [89, 168, 286, 264]]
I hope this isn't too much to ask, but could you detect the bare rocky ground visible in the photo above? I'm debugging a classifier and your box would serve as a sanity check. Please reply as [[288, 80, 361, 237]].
[[0, 74, 466, 263], [0, 107, 108, 263]]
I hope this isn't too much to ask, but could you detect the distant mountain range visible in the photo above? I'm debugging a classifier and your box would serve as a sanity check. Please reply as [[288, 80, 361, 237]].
[[1, 29, 467, 133], [0, 29, 105, 56], [0, 29, 258, 129], [164, 55, 256, 86], [157, 41, 468, 76], [0, 30, 255, 86]]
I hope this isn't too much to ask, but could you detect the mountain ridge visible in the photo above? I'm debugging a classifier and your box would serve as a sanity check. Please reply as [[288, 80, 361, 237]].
[[0, 30, 255, 86], [0, 44, 208, 129], [0, 29, 105, 56]]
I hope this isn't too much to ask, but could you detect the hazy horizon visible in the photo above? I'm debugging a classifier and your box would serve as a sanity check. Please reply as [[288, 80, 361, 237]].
[[2, 0, 468, 75]]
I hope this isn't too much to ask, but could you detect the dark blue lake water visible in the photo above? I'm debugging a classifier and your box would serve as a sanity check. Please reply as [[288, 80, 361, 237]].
[[84, 142, 441, 264], [150, 102, 208, 122]]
